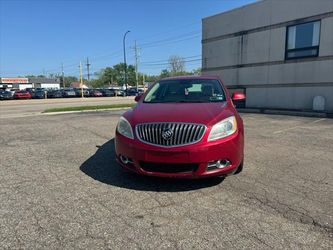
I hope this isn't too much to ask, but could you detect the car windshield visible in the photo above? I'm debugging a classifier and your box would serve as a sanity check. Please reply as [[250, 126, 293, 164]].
[[144, 79, 226, 103]]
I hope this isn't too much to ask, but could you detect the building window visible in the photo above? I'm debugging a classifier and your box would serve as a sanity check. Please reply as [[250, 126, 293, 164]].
[[285, 21, 320, 60]]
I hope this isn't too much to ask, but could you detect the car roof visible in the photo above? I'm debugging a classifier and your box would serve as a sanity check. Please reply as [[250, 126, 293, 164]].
[[161, 75, 220, 81]]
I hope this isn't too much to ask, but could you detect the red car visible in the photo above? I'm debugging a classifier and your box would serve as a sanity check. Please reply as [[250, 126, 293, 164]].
[[13, 90, 32, 99], [115, 76, 245, 178], [89, 89, 103, 97]]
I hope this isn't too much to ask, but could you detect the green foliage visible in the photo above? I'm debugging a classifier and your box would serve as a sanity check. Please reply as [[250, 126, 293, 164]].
[[95, 63, 136, 86], [158, 67, 201, 79], [88, 79, 103, 88], [160, 69, 170, 78], [63, 76, 78, 87]]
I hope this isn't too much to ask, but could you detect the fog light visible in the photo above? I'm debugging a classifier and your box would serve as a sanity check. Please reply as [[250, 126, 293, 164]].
[[119, 155, 133, 165], [207, 159, 230, 171]]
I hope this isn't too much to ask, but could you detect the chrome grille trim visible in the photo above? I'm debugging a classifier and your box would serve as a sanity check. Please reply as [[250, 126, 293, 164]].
[[135, 122, 206, 147]]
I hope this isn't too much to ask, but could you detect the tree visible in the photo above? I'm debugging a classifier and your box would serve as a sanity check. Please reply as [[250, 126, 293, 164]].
[[168, 55, 185, 75], [160, 69, 170, 78], [191, 68, 201, 75], [145, 74, 160, 83], [63, 76, 78, 87], [95, 63, 136, 86], [89, 79, 103, 88]]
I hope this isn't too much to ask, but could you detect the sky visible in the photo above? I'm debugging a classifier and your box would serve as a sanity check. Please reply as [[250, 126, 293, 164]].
[[0, 0, 257, 78]]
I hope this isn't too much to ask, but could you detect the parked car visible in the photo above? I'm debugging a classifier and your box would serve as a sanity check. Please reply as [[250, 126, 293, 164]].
[[74, 88, 89, 97], [111, 88, 126, 97], [13, 90, 32, 99], [115, 76, 245, 178], [0, 90, 13, 100], [126, 88, 139, 96], [26, 88, 36, 98], [88, 89, 103, 97], [34, 90, 46, 99], [99, 88, 116, 97], [47, 90, 62, 98], [6, 89, 18, 98], [62, 89, 76, 98]]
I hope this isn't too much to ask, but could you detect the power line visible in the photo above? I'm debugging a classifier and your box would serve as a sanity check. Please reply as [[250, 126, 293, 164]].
[[137, 21, 200, 43], [141, 58, 201, 67], [133, 40, 140, 90], [140, 30, 200, 47], [141, 55, 201, 65], [7, 27, 202, 77], [44, 30, 201, 74]]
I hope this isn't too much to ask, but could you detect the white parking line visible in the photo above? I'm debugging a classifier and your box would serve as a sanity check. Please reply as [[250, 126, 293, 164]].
[[273, 118, 327, 134]]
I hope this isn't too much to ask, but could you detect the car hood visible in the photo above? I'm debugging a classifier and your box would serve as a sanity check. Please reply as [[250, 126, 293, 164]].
[[126, 102, 235, 126]]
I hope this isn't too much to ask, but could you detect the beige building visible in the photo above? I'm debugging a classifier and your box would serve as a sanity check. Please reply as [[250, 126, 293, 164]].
[[202, 0, 333, 112]]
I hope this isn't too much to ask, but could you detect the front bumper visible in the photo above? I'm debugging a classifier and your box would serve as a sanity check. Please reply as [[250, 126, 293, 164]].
[[115, 130, 244, 178]]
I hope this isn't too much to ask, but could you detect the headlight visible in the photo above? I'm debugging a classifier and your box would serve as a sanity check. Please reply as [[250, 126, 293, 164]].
[[117, 116, 134, 139], [208, 116, 237, 141]]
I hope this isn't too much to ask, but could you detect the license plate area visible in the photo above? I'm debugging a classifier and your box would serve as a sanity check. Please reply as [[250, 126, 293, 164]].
[[145, 151, 189, 162]]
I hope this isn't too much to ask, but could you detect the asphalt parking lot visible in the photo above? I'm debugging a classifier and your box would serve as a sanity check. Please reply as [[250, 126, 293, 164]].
[[0, 109, 332, 249]]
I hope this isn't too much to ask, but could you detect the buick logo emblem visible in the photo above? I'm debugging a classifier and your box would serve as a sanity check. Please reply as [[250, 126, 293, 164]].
[[162, 128, 173, 140]]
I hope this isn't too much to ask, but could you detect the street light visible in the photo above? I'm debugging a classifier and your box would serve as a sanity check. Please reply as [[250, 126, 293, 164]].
[[123, 30, 130, 94]]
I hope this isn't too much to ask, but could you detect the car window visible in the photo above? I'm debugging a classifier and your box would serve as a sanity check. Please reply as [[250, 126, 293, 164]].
[[144, 79, 226, 103]]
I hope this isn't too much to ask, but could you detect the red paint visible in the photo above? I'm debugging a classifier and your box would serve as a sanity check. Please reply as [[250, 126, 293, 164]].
[[13, 90, 32, 99], [115, 76, 244, 178]]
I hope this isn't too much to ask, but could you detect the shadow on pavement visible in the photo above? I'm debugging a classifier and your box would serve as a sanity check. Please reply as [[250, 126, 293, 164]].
[[80, 139, 224, 192]]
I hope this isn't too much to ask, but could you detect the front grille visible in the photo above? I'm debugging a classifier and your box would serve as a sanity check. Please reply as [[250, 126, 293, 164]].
[[136, 122, 206, 147], [140, 161, 198, 173]]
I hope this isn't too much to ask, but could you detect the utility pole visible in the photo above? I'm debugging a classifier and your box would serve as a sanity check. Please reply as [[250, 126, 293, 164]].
[[79, 61, 84, 98], [61, 63, 65, 88], [86, 57, 91, 81], [123, 30, 130, 93], [143, 74, 147, 92], [133, 40, 140, 91]]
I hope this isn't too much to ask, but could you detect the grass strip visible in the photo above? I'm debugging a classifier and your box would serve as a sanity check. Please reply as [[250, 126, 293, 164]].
[[43, 103, 134, 113]]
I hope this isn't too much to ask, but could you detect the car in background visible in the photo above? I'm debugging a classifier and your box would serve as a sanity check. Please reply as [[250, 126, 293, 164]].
[[110, 88, 126, 97], [138, 88, 145, 94], [88, 89, 103, 97], [34, 90, 46, 99], [13, 90, 32, 99], [99, 88, 116, 97], [47, 90, 62, 98], [74, 88, 89, 97], [6, 89, 18, 98], [62, 89, 76, 98], [0, 90, 13, 100], [115, 76, 245, 178], [26, 88, 36, 98], [126, 87, 139, 96]]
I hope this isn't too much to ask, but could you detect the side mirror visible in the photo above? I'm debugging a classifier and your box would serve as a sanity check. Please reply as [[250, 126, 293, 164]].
[[232, 92, 246, 101], [134, 93, 143, 102]]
